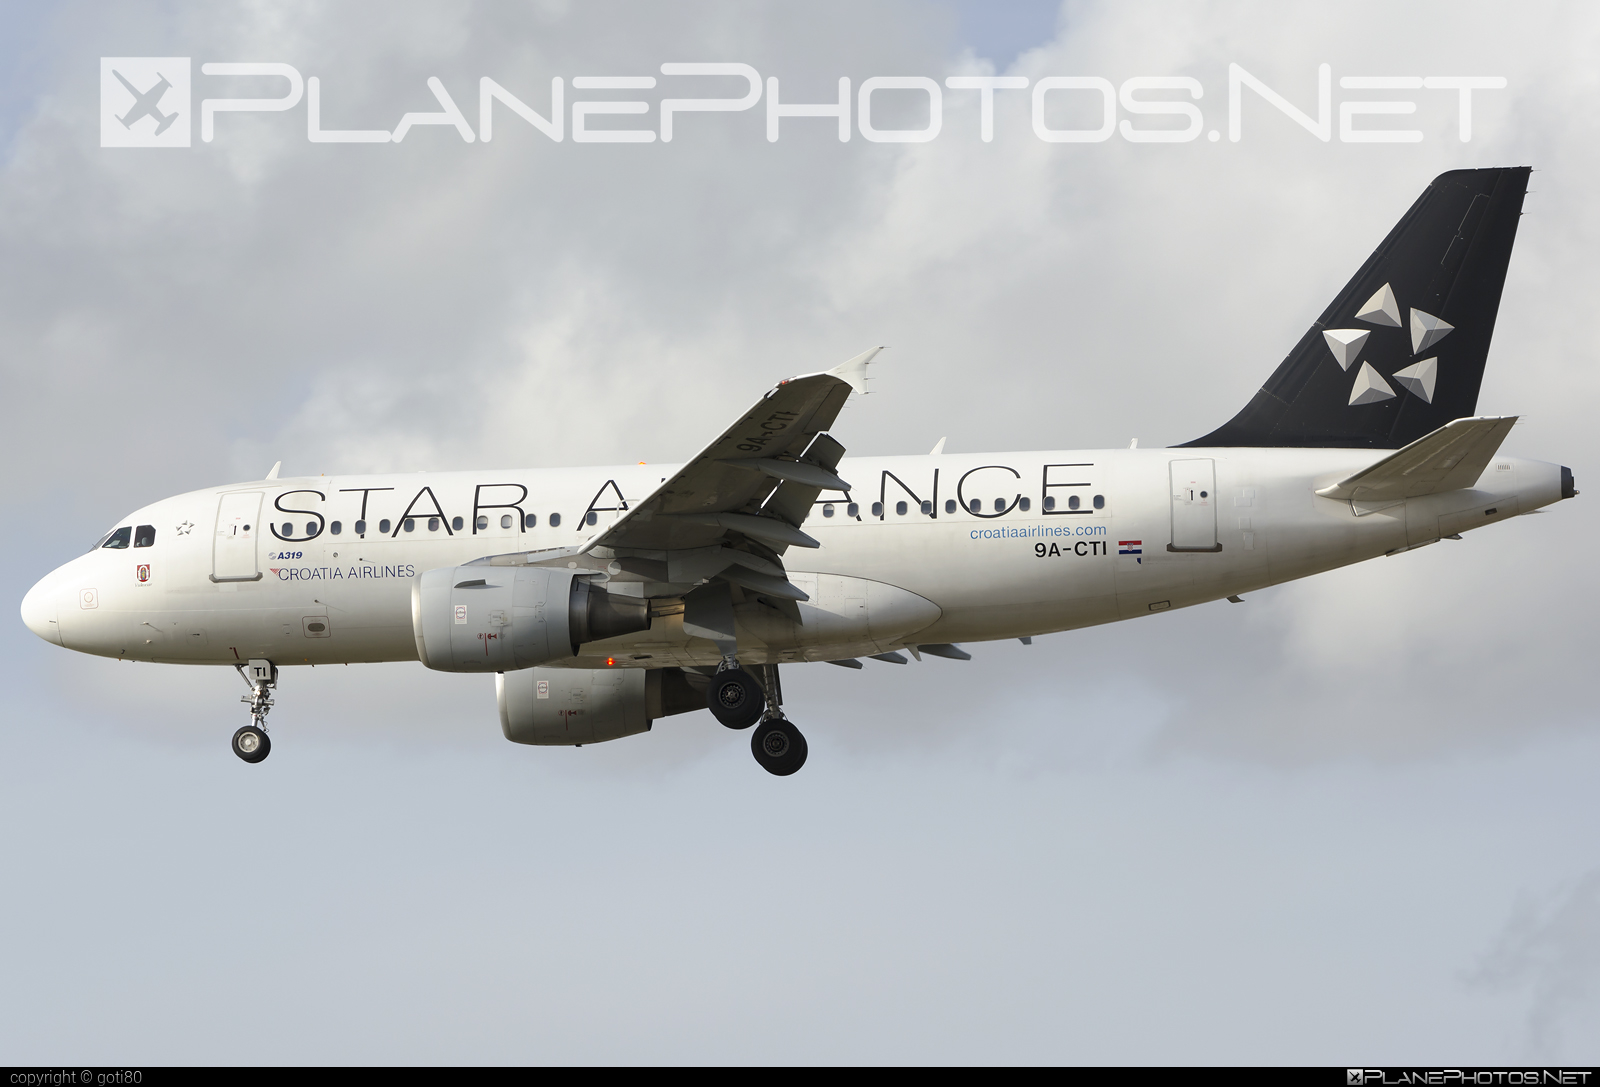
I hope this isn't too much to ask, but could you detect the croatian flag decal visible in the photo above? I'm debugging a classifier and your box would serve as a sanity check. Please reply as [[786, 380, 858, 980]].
[[1119, 540, 1143, 564]]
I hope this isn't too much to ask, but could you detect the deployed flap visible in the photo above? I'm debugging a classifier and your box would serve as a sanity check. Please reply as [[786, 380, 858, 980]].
[[1315, 415, 1517, 502], [583, 348, 879, 555]]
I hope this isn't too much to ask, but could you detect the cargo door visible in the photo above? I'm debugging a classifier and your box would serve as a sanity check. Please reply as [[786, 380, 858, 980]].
[[1169, 459, 1221, 552], [213, 492, 264, 581]]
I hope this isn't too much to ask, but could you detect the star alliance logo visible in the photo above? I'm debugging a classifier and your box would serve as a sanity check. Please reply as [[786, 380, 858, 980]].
[[100, 57, 191, 147], [1323, 281, 1451, 409]]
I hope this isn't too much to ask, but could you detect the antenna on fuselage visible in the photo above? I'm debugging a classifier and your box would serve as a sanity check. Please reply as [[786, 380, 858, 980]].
[[265, 461, 281, 480]]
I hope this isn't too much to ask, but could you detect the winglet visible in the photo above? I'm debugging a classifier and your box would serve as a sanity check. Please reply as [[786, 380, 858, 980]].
[[265, 461, 281, 480], [823, 346, 882, 394]]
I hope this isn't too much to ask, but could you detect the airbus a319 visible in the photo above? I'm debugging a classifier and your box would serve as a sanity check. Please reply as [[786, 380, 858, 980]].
[[21, 167, 1574, 775]]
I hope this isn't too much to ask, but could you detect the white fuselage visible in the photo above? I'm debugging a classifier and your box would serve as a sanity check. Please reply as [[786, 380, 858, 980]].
[[20, 447, 1564, 670]]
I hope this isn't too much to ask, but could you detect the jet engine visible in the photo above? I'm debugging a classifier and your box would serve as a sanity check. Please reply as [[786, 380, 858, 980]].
[[411, 565, 650, 672], [498, 666, 706, 745]]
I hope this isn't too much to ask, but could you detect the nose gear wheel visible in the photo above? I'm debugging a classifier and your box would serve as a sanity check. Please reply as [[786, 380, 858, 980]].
[[232, 660, 277, 763]]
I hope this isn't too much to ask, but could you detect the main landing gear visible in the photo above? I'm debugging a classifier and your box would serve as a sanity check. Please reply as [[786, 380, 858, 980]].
[[231, 658, 276, 764], [706, 660, 807, 776]]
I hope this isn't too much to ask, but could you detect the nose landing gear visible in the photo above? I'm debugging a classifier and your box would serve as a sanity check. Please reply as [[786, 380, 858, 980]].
[[232, 658, 277, 764]]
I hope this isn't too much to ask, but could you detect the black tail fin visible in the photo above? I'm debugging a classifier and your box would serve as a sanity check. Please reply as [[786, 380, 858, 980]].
[[1183, 167, 1531, 449]]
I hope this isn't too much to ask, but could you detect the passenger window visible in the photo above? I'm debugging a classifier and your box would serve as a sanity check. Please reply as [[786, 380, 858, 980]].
[[306, 522, 318, 536], [403, 518, 415, 532], [330, 521, 342, 535], [1068, 495, 1080, 510], [1018, 497, 1031, 512], [1093, 495, 1105, 510], [476, 515, 488, 530], [428, 517, 440, 532], [451, 516, 463, 531], [945, 499, 956, 514], [524, 513, 537, 528], [282, 522, 294, 536], [102, 526, 132, 549], [355, 519, 366, 535], [871, 502, 884, 517], [969, 499, 981, 513], [133, 525, 156, 547], [586, 511, 598, 526], [500, 514, 513, 529], [822, 503, 835, 518], [921, 500, 933, 516], [1044, 496, 1056, 511], [379, 519, 392, 534], [895, 501, 907, 516], [550, 513, 562, 527], [846, 503, 859, 518], [994, 498, 1007, 513]]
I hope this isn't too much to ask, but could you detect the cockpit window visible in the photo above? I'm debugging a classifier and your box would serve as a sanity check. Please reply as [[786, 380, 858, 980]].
[[101, 527, 132, 549], [133, 525, 156, 548]]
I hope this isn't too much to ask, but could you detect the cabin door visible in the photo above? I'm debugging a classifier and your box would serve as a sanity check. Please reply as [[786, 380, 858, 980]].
[[214, 492, 264, 581], [1169, 459, 1220, 552]]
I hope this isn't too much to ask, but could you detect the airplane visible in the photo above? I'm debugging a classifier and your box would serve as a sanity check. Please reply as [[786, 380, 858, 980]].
[[113, 70, 179, 136], [19, 166, 1576, 776]]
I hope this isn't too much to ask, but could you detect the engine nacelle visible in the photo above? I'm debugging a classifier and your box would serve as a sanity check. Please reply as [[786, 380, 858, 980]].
[[498, 666, 706, 745], [411, 565, 650, 672]]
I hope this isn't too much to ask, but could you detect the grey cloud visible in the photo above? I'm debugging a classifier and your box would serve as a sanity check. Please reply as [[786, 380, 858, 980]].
[[1473, 869, 1600, 1056]]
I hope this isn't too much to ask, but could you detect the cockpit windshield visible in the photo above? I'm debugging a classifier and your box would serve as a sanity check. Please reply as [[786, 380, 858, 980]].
[[134, 525, 156, 547], [100, 527, 132, 550]]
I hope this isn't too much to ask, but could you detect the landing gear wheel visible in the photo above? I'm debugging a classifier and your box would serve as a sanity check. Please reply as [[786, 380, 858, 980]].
[[751, 717, 808, 776], [708, 667, 765, 730], [232, 725, 271, 764]]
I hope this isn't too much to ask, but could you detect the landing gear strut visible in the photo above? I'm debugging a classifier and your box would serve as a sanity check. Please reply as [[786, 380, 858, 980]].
[[232, 658, 276, 764], [749, 664, 807, 777]]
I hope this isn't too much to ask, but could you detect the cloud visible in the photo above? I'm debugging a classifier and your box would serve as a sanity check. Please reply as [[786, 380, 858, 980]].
[[1473, 869, 1600, 1056]]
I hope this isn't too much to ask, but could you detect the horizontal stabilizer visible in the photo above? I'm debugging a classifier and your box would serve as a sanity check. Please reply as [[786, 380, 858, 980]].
[[1315, 415, 1517, 502]]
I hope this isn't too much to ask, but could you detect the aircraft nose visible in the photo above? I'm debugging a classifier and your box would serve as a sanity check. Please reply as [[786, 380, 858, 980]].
[[20, 572, 64, 646]]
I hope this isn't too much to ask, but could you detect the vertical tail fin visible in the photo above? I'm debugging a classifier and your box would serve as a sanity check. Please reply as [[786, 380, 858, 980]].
[[1184, 167, 1531, 449]]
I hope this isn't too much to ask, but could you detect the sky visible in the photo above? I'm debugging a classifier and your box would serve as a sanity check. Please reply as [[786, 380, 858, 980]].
[[2, 0, 1598, 1065]]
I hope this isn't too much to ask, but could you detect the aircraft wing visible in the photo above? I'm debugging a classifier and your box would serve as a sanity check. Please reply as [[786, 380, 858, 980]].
[[475, 348, 877, 609], [581, 347, 876, 554], [1315, 415, 1518, 502]]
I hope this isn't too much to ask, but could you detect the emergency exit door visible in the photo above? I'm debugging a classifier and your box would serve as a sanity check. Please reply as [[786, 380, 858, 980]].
[[213, 491, 264, 581], [1169, 459, 1221, 552]]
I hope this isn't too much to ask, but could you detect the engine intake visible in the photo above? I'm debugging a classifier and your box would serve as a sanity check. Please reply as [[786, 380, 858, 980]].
[[411, 565, 650, 672]]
